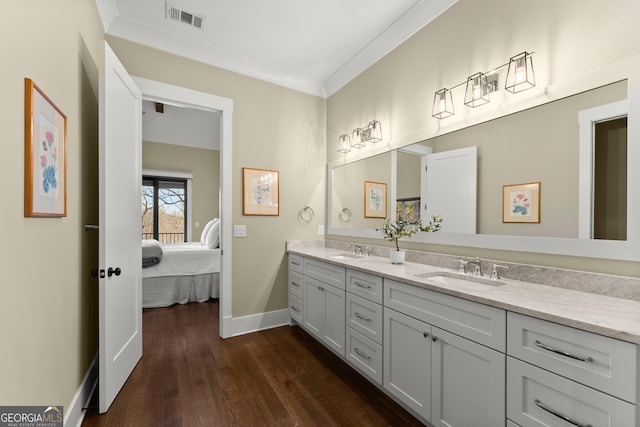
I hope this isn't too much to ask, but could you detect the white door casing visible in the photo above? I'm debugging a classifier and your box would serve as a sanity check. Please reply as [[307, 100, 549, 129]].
[[99, 42, 143, 413], [132, 77, 233, 338]]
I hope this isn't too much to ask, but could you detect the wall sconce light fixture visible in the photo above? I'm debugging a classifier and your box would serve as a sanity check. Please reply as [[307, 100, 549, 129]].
[[337, 120, 383, 152], [432, 88, 454, 119], [464, 72, 491, 107], [505, 51, 536, 94], [337, 133, 351, 153], [432, 51, 536, 119]]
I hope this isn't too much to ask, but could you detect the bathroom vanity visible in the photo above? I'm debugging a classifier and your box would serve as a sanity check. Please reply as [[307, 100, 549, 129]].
[[287, 240, 640, 427]]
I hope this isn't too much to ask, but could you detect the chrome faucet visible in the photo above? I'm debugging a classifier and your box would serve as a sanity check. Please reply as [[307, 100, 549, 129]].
[[348, 244, 363, 255], [467, 257, 483, 276], [490, 264, 509, 280]]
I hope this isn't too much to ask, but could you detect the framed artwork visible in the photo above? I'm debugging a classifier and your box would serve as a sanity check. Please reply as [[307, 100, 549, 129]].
[[364, 181, 387, 218], [503, 181, 540, 223], [242, 167, 279, 215], [24, 78, 67, 217], [396, 197, 421, 223]]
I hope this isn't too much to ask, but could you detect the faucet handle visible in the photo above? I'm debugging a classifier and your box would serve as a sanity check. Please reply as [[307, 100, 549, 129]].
[[454, 259, 468, 273], [364, 247, 372, 257], [490, 264, 509, 280]]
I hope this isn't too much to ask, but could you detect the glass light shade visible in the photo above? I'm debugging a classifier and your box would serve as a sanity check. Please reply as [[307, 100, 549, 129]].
[[351, 128, 366, 148], [365, 120, 382, 143], [505, 51, 535, 93], [464, 72, 490, 107], [337, 133, 351, 153], [432, 88, 454, 119]]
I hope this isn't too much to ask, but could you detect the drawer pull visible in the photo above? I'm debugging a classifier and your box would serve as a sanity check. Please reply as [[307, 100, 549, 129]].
[[534, 340, 594, 362], [354, 312, 372, 322], [354, 348, 371, 360], [534, 399, 593, 427], [291, 281, 300, 287], [354, 281, 372, 290], [291, 261, 301, 266], [291, 305, 300, 312]]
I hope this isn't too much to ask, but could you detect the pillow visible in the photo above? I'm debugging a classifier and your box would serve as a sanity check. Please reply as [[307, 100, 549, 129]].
[[205, 219, 220, 249], [200, 218, 218, 245]]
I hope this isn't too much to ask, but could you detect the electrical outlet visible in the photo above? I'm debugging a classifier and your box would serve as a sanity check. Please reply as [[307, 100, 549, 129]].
[[234, 225, 246, 237], [318, 225, 325, 235]]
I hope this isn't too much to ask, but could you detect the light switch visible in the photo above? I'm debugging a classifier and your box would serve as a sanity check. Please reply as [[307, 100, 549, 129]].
[[234, 225, 247, 237], [318, 225, 325, 235]]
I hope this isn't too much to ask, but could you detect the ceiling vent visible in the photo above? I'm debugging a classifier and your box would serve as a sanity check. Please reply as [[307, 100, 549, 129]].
[[165, 2, 205, 30]]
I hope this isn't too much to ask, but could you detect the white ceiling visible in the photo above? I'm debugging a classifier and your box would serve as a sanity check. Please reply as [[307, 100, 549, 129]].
[[95, 0, 457, 97]]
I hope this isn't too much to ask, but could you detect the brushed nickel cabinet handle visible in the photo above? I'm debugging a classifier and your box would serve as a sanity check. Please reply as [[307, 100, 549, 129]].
[[354, 348, 371, 360], [354, 312, 372, 322], [535, 399, 592, 427], [534, 340, 594, 362], [354, 281, 372, 289], [291, 306, 300, 312]]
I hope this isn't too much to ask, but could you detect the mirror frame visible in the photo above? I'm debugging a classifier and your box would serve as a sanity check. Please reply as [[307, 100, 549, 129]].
[[327, 76, 640, 261]]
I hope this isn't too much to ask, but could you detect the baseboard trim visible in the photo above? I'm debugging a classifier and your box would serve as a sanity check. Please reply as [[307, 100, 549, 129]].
[[231, 308, 290, 337], [64, 353, 98, 427]]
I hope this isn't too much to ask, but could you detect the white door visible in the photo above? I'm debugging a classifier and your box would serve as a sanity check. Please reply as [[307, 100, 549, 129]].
[[98, 42, 143, 413], [426, 146, 477, 233]]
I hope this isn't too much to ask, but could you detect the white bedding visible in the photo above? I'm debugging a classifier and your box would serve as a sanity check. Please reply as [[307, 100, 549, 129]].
[[142, 242, 220, 278]]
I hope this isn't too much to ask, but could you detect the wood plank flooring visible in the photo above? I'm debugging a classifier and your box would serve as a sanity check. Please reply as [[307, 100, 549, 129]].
[[82, 300, 423, 427]]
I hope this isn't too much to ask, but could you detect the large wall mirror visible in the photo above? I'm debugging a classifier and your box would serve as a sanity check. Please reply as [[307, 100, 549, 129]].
[[328, 80, 640, 261]]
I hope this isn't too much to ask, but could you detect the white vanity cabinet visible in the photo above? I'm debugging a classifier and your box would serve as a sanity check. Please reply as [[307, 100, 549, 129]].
[[301, 258, 346, 357], [506, 312, 637, 427], [383, 279, 506, 427], [345, 269, 384, 385], [288, 254, 304, 324]]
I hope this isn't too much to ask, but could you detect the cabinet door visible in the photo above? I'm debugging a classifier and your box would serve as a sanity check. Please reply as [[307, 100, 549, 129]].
[[303, 277, 323, 340], [322, 283, 345, 356], [384, 308, 432, 421], [431, 327, 505, 427]]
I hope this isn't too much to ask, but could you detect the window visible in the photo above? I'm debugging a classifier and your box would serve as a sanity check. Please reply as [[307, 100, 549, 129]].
[[142, 176, 188, 243]]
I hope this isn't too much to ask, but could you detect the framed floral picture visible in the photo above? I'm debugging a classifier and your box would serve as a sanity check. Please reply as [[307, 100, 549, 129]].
[[503, 181, 540, 223], [24, 78, 67, 217], [364, 181, 387, 218], [242, 167, 279, 215]]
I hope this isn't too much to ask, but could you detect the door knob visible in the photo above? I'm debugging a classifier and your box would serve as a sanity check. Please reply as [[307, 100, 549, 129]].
[[107, 267, 122, 277]]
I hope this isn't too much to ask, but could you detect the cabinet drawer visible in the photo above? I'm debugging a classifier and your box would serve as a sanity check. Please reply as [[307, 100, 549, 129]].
[[289, 293, 303, 324], [304, 258, 345, 290], [507, 357, 636, 427], [346, 269, 383, 304], [346, 327, 383, 385], [346, 293, 382, 344], [384, 279, 506, 351], [288, 270, 303, 298], [289, 254, 304, 274], [507, 312, 637, 403]]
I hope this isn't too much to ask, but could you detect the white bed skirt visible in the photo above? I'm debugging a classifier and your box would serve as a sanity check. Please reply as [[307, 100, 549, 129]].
[[143, 273, 219, 308]]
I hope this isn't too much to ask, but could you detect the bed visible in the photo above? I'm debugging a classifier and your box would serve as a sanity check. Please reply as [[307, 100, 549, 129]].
[[142, 218, 220, 308]]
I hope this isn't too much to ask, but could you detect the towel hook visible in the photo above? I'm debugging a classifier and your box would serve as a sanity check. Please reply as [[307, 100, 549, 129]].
[[339, 208, 352, 223], [299, 206, 314, 222]]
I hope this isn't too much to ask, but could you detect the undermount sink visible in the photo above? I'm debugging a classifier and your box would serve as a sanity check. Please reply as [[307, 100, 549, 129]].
[[328, 253, 366, 260], [414, 271, 505, 287]]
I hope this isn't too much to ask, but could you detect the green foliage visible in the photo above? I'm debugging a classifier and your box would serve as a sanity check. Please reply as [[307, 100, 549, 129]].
[[377, 215, 443, 251]]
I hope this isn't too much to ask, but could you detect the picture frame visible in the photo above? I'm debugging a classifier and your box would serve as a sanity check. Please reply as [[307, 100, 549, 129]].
[[364, 181, 387, 218], [242, 167, 279, 216], [24, 78, 67, 217], [396, 197, 421, 223], [503, 181, 540, 223]]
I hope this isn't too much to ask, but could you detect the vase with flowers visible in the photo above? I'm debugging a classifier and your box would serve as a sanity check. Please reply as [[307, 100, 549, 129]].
[[377, 215, 443, 264]]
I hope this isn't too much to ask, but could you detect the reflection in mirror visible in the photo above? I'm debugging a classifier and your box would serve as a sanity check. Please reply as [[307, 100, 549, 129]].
[[330, 80, 628, 242]]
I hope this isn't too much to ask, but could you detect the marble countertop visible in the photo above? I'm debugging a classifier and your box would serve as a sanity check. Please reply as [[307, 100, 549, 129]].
[[287, 243, 640, 345]]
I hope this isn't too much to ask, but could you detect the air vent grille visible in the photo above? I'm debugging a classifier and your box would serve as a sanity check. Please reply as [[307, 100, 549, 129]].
[[165, 2, 205, 30]]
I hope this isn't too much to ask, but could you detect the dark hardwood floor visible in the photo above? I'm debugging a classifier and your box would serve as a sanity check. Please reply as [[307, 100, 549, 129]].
[[82, 300, 423, 427]]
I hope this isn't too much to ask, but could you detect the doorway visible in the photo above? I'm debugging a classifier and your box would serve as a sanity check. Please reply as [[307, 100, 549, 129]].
[[134, 77, 234, 338]]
